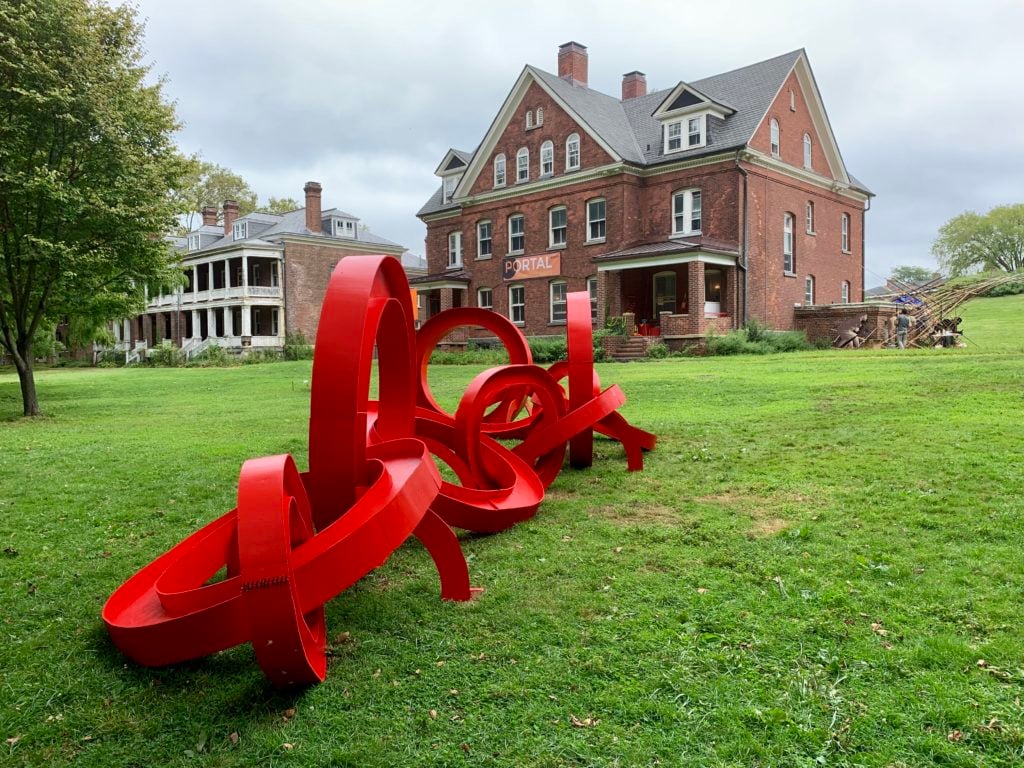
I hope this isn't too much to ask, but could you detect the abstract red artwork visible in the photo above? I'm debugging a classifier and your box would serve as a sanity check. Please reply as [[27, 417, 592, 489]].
[[103, 255, 655, 687]]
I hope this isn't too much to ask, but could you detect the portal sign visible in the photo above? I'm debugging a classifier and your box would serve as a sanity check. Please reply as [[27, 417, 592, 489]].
[[503, 252, 561, 281]]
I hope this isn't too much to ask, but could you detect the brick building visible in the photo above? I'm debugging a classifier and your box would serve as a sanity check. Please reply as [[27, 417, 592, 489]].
[[116, 182, 413, 359], [414, 44, 872, 345]]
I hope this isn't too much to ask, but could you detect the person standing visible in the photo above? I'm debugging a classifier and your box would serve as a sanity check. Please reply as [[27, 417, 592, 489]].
[[896, 308, 913, 349]]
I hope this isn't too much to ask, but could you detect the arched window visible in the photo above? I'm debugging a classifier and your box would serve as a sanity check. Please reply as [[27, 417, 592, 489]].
[[841, 213, 851, 252], [841, 280, 850, 304], [536, 107, 544, 126], [770, 119, 780, 158], [516, 147, 529, 183], [653, 271, 677, 316], [566, 133, 580, 170], [493, 154, 506, 187], [783, 212, 794, 273], [804, 275, 815, 305], [805, 201, 814, 234], [540, 140, 554, 176], [525, 110, 533, 129], [803, 133, 812, 169]]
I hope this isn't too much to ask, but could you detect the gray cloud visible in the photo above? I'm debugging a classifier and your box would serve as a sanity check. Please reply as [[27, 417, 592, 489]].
[[130, 0, 1024, 284]]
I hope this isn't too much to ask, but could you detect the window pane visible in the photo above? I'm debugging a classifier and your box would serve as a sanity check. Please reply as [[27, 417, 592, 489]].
[[691, 191, 701, 232]]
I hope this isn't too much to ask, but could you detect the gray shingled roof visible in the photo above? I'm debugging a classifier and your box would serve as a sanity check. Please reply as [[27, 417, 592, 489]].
[[419, 49, 871, 216]]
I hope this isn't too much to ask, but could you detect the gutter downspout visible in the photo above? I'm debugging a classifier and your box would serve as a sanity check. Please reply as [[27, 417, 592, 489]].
[[735, 151, 749, 326]]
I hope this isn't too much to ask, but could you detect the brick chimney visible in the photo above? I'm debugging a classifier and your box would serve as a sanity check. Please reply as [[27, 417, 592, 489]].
[[222, 200, 239, 235], [201, 206, 218, 226], [304, 181, 322, 233], [621, 71, 647, 100], [558, 41, 588, 88]]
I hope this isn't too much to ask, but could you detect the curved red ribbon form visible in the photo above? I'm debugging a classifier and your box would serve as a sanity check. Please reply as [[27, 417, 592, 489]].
[[102, 255, 655, 687]]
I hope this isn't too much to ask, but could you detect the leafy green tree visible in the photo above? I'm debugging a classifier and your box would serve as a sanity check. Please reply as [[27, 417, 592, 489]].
[[889, 265, 938, 284], [0, 0, 190, 416], [178, 159, 258, 231], [932, 204, 1024, 276], [260, 196, 300, 215]]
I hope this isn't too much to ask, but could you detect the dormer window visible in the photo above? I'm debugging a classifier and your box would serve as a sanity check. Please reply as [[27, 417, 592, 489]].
[[233, 221, 247, 241], [188, 234, 200, 252], [664, 114, 706, 154], [442, 175, 459, 204], [333, 219, 356, 238]]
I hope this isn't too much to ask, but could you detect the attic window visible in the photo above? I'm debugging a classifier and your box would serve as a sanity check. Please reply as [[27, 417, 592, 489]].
[[443, 175, 459, 204], [233, 221, 247, 241], [188, 234, 200, 252], [525, 110, 534, 130], [536, 107, 543, 127], [333, 219, 356, 238], [664, 114, 706, 153]]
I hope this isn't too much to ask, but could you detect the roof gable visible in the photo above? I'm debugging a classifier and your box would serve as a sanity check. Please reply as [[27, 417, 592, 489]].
[[434, 148, 472, 176], [653, 82, 736, 119]]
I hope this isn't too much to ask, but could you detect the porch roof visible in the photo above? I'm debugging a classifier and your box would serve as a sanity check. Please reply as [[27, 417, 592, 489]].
[[593, 237, 739, 271], [409, 269, 471, 290]]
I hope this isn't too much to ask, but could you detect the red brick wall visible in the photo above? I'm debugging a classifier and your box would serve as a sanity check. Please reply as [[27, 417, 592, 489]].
[[749, 70, 835, 179], [283, 242, 404, 341], [744, 161, 864, 329], [468, 81, 615, 197]]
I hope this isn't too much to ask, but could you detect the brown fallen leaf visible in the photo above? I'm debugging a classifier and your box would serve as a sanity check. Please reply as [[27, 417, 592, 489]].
[[282, 708, 296, 721], [460, 743, 470, 753], [976, 659, 988, 668], [561, 536, 573, 542], [570, 715, 599, 728], [6, 736, 20, 747], [870, 622, 888, 637], [613, 547, 623, 554], [372, 668, 381, 678], [697, 588, 708, 594], [449, 689, 459, 696], [435, 660, 445, 667], [282, 742, 294, 751], [228, 731, 240, 744], [334, 631, 351, 644], [947, 729, 963, 743], [429, 709, 437, 720]]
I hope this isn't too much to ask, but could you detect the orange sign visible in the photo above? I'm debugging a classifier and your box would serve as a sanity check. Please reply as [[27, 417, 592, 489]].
[[503, 252, 561, 281]]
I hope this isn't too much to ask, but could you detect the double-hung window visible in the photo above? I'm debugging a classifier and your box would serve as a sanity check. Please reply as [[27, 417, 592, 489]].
[[770, 119, 780, 158], [841, 213, 851, 252], [447, 232, 462, 268], [494, 154, 506, 187], [566, 133, 580, 170], [188, 234, 200, 251], [233, 221, 247, 240], [805, 275, 815, 305], [666, 121, 682, 152], [805, 201, 815, 234], [508, 285, 525, 324], [587, 276, 598, 322], [508, 214, 525, 254], [587, 198, 606, 242], [687, 115, 703, 147], [516, 148, 529, 182], [477, 221, 492, 259], [803, 133, 813, 170], [783, 213, 795, 273], [478, 287, 493, 310], [540, 141, 554, 176], [550, 281, 568, 323], [549, 206, 567, 248], [443, 176, 457, 203], [841, 280, 850, 304], [672, 189, 701, 236]]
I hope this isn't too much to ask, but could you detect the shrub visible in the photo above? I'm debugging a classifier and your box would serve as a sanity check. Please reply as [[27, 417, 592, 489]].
[[646, 342, 669, 359], [429, 348, 508, 366], [591, 329, 612, 362], [604, 316, 628, 336], [148, 341, 183, 367], [986, 279, 1024, 297], [242, 349, 283, 365], [527, 336, 567, 363], [704, 327, 812, 356], [187, 344, 232, 367], [284, 331, 314, 361]]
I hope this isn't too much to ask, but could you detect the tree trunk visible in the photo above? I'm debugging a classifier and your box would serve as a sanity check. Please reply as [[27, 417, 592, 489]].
[[13, 340, 41, 417]]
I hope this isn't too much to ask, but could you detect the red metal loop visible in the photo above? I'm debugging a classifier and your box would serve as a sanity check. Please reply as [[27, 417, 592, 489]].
[[103, 255, 655, 687]]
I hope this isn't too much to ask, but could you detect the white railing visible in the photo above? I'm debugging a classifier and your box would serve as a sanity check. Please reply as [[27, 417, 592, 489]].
[[250, 335, 285, 348], [185, 338, 212, 360], [248, 285, 282, 298]]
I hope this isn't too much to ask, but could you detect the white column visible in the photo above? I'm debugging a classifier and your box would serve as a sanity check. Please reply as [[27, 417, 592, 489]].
[[225, 306, 234, 338], [241, 304, 251, 336], [207, 307, 216, 338], [122, 319, 130, 341], [191, 310, 201, 340], [242, 256, 248, 289], [208, 262, 215, 291]]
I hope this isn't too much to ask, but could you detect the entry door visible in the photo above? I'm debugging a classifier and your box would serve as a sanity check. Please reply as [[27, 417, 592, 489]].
[[652, 272, 677, 318], [704, 268, 723, 315]]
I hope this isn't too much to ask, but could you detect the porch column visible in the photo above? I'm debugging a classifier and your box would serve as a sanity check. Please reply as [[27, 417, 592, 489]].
[[603, 271, 622, 318], [122, 319, 131, 343], [242, 255, 248, 289], [686, 261, 706, 336], [208, 262, 215, 291], [725, 266, 738, 327], [225, 306, 234, 338], [241, 304, 251, 336], [191, 310, 201, 339], [207, 307, 216, 338]]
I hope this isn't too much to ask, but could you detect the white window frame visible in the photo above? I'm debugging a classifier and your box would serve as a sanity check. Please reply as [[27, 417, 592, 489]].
[[805, 201, 815, 234], [672, 189, 702, 236], [805, 275, 815, 305], [270, 261, 280, 287], [587, 276, 598, 323], [508, 284, 525, 324], [525, 110, 533, 130], [841, 280, 850, 304], [443, 175, 458, 204], [447, 231, 462, 268], [665, 120, 683, 153], [586, 198, 606, 242], [549, 280, 568, 324], [841, 213, 851, 253], [232, 221, 247, 241], [783, 213, 795, 273], [687, 114, 705, 148], [477, 287, 493, 311], [803, 133, 812, 170], [508, 214, 525, 254], [566, 133, 580, 170], [548, 206, 567, 249], [540, 140, 554, 177], [770, 118, 780, 158], [516, 147, 529, 182], [536, 107, 543, 127], [494, 154, 506, 187], [188, 234, 200, 252], [477, 220, 492, 259]]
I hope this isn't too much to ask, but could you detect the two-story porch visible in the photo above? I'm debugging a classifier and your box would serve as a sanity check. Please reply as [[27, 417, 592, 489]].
[[595, 240, 740, 343]]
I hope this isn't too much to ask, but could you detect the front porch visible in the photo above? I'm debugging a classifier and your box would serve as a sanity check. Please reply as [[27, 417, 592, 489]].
[[598, 250, 739, 343]]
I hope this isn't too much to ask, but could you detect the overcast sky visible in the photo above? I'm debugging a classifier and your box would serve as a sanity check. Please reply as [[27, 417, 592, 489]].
[[127, 0, 1024, 287]]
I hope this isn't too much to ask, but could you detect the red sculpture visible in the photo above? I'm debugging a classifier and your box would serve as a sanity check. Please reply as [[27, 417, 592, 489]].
[[103, 255, 655, 687]]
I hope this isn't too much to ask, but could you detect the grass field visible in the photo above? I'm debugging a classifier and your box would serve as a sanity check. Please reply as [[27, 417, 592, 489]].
[[1, 296, 1022, 767]]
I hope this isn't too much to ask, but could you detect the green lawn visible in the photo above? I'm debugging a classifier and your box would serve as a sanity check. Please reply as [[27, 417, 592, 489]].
[[2, 296, 1023, 767]]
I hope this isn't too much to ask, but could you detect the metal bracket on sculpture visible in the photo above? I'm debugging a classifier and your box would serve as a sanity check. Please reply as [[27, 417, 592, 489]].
[[103, 255, 655, 688]]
